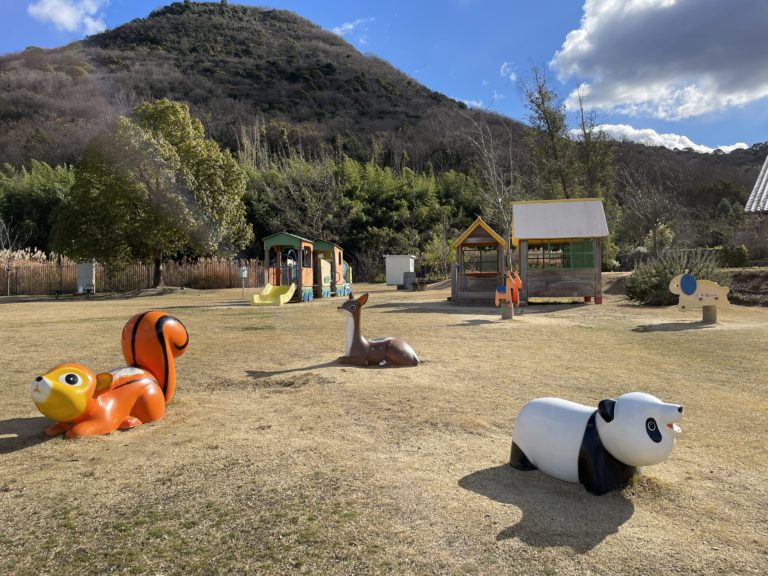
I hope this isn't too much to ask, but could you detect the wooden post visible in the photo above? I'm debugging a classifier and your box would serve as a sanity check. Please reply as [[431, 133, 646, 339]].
[[594, 237, 603, 304], [450, 263, 458, 303]]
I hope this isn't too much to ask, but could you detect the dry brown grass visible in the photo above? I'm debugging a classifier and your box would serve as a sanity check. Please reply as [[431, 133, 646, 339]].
[[1, 281, 766, 575]]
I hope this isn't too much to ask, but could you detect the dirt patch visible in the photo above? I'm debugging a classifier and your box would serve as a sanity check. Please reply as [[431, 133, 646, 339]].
[[729, 268, 768, 306]]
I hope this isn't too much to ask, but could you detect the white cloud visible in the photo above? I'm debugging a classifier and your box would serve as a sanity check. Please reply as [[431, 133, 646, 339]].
[[28, 0, 108, 34], [492, 89, 504, 101], [499, 61, 517, 82], [552, 0, 768, 119], [332, 17, 374, 38], [456, 97, 484, 109], [584, 123, 748, 154]]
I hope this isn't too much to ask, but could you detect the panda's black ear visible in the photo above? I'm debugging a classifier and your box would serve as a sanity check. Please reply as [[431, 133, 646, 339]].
[[598, 399, 616, 423]]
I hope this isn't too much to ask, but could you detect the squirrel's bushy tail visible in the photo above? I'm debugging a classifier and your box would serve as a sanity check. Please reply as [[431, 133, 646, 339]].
[[121, 311, 189, 402]]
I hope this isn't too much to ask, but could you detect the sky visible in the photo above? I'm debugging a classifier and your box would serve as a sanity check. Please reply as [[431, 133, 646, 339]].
[[1, 0, 767, 154]]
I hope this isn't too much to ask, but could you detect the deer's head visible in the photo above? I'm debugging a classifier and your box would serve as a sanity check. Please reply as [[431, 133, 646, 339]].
[[337, 293, 368, 317]]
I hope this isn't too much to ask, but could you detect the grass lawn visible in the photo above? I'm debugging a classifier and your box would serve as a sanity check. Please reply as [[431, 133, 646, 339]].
[[0, 281, 766, 575]]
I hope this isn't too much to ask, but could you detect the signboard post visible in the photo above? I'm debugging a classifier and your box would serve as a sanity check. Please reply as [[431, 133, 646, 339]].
[[239, 266, 248, 301]]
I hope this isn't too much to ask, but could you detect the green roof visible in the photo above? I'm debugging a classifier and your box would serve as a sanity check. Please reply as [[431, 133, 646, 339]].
[[263, 232, 314, 249], [314, 239, 343, 252]]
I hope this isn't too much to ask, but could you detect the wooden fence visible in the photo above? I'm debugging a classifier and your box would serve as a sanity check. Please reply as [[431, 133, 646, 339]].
[[0, 259, 266, 296]]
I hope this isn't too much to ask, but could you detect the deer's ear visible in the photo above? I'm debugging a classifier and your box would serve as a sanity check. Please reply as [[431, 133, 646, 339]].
[[358, 293, 369, 306]]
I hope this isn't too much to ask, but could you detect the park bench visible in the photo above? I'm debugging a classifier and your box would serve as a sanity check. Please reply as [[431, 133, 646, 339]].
[[52, 285, 94, 300]]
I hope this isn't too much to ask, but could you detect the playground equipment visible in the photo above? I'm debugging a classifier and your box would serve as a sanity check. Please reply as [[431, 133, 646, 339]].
[[510, 392, 683, 495], [669, 272, 730, 323], [30, 311, 189, 438], [451, 217, 508, 306], [251, 283, 296, 306], [263, 232, 314, 302], [495, 270, 522, 318], [338, 260, 353, 296], [337, 293, 418, 366]]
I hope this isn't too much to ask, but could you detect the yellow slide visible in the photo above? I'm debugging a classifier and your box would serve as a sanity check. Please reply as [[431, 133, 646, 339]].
[[251, 283, 296, 306]]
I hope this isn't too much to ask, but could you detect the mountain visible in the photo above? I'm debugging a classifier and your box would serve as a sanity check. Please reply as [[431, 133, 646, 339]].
[[0, 1, 524, 171], [0, 1, 763, 194]]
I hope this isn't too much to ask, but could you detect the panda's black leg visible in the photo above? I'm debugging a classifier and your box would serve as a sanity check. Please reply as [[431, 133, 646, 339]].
[[510, 442, 537, 471]]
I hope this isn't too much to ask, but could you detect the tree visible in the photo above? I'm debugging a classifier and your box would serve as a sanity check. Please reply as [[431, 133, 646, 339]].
[[0, 161, 74, 252], [459, 112, 527, 269], [522, 66, 577, 199], [267, 154, 348, 241], [617, 166, 682, 258], [574, 89, 614, 199], [54, 99, 253, 286]]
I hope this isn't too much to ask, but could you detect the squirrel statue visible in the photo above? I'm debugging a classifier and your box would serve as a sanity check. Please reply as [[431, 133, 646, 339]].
[[30, 311, 189, 439]]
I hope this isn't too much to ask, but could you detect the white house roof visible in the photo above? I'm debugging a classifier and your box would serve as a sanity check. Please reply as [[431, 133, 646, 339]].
[[512, 199, 609, 240], [745, 154, 768, 213]]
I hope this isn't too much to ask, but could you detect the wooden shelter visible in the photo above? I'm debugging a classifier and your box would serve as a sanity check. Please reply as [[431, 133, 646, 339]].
[[263, 232, 315, 302], [451, 217, 508, 306], [513, 199, 608, 304]]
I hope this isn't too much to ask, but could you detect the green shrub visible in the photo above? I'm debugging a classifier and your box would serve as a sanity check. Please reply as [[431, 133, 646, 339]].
[[716, 244, 749, 268], [625, 250, 730, 306]]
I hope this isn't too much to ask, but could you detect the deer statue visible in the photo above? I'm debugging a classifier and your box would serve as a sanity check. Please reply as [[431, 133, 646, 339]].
[[337, 293, 419, 367]]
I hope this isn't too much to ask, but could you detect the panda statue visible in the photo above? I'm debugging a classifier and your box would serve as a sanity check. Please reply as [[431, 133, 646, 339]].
[[510, 392, 683, 495]]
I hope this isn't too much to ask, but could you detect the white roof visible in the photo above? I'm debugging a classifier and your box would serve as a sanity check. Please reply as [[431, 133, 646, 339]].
[[513, 199, 608, 239], [745, 154, 768, 213]]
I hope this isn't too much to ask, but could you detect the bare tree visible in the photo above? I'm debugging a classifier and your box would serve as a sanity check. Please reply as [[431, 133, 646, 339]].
[[575, 89, 614, 199], [459, 111, 527, 269], [237, 121, 272, 171], [0, 217, 30, 296], [618, 167, 682, 257]]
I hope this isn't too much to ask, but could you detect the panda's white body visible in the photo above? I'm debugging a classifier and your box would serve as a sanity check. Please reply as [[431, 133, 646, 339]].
[[513, 397, 593, 482], [511, 392, 683, 495]]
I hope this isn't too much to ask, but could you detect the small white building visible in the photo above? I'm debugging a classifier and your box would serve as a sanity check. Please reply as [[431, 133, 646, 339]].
[[384, 254, 416, 286], [76, 261, 96, 294]]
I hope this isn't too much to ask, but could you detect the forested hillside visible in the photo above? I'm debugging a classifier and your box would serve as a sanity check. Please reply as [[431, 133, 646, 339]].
[[0, 1, 519, 172]]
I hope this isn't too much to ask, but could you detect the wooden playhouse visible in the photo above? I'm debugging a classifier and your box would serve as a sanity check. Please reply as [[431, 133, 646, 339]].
[[450, 217, 508, 306], [263, 232, 315, 302], [513, 199, 608, 304]]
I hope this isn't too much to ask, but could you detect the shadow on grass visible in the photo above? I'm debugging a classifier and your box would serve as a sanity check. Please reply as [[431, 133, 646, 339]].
[[246, 360, 343, 379], [459, 464, 635, 553], [632, 322, 717, 333], [368, 300, 589, 316], [0, 417, 53, 454]]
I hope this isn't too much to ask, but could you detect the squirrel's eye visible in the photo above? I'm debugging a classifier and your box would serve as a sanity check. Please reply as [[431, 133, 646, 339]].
[[647, 419, 656, 431], [60, 373, 81, 386], [350, 305, 356, 311]]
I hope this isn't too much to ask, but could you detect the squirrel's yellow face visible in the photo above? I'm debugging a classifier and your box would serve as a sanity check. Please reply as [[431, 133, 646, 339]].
[[31, 363, 96, 423]]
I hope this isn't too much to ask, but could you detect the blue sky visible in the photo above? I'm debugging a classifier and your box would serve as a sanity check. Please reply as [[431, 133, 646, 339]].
[[2, 0, 767, 154]]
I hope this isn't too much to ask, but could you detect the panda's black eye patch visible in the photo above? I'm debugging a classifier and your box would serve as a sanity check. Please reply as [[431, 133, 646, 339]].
[[64, 374, 79, 385], [646, 418, 662, 443]]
